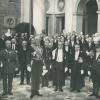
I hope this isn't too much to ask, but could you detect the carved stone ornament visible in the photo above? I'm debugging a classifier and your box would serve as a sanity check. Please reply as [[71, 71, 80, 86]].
[[57, 0, 65, 12]]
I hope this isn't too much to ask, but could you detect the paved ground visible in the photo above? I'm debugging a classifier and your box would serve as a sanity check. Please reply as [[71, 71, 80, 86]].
[[0, 76, 99, 100]]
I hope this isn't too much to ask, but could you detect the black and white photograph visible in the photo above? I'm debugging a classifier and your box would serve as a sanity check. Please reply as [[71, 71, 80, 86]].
[[0, 0, 100, 100]]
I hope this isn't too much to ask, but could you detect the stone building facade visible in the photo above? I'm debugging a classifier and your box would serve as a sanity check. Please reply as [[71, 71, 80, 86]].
[[0, 0, 100, 36], [0, 0, 21, 35], [21, 0, 100, 35]]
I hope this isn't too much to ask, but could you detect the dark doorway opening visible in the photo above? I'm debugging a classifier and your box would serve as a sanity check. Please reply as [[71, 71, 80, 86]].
[[56, 16, 65, 33], [83, 0, 98, 35]]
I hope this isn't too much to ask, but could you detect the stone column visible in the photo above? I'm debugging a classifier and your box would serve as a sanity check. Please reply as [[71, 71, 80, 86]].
[[84, 15, 88, 34], [33, 0, 46, 34], [20, 0, 30, 23], [97, 11, 100, 33], [76, 13, 83, 33], [72, 13, 77, 32], [72, 12, 83, 33], [65, 0, 73, 33]]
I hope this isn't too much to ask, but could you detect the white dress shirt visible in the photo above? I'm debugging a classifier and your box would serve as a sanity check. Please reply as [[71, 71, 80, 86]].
[[56, 49, 63, 62], [75, 50, 80, 61], [96, 52, 100, 60], [65, 46, 68, 52], [52, 49, 56, 60], [71, 41, 74, 47]]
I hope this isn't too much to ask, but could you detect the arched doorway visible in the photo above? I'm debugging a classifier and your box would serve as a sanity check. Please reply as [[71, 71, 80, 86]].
[[75, 0, 99, 35], [83, 0, 98, 35]]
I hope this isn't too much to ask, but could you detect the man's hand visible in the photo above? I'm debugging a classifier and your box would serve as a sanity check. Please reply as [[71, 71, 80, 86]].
[[50, 64, 52, 69], [43, 65, 46, 70], [81, 70, 84, 75], [15, 68, 19, 72], [65, 67, 68, 72], [88, 71, 91, 76], [86, 51, 89, 55], [0, 62, 3, 68], [69, 68, 71, 73], [42, 69, 48, 76], [27, 64, 31, 72], [27, 66, 31, 72]]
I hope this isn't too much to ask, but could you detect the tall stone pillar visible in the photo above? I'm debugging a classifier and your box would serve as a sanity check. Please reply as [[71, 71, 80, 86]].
[[72, 12, 83, 33], [72, 13, 77, 32], [97, 11, 100, 33], [76, 13, 83, 33], [84, 15, 88, 34], [20, 0, 30, 22], [33, 0, 46, 34], [65, 0, 73, 33]]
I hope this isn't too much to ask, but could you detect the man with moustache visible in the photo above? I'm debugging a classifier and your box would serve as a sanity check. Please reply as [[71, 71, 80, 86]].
[[0, 40, 19, 96]]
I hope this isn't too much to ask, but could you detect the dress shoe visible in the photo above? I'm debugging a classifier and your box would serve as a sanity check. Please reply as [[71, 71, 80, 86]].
[[19, 82, 24, 85], [8, 92, 13, 95], [59, 88, 63, 92], [54, 88, 58, 91], [36, 93, 43, 96], [70, 89, 75, 92], [77, 90, 81, 92], [30, 94, 35, 98], [89, 93, 95, 96], [2, 93, 7, 96], [27, 82, 31, 85], [95, 94, 100, 98]]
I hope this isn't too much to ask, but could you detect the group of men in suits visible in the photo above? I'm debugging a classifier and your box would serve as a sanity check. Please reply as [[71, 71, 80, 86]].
[[0, 31, 100, 99], [41, 32, 100, 98]]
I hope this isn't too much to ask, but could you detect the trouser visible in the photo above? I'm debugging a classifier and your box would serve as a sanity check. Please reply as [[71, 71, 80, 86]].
[[45, 61, 52, 80], [20, 65, 30, 84], [41, 73, 48, 87], [55, 62, 64, 89], [91, 69, 100, 95], [2, 73, 13, 93], [31, 60, 42, 94], [93, 82, 99, 95]]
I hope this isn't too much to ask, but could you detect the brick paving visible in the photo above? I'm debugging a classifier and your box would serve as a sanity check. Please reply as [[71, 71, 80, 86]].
[[0, 77, 99, 100]]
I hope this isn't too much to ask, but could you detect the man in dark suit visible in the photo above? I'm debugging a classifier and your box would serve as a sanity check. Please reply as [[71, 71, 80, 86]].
[[70, 44, 85, 92], [0, 40, 19, 96], [64, 40, 72, 76], [52, 41, 65, 92], [18, 41, 30, 85], [42, 39, 53, 87], [89, 46, 100, 98], [86, 37, 96, 74], [27, 36, 43, 98]]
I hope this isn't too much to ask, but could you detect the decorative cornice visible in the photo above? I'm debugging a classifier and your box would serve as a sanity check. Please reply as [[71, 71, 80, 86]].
[[97, 11, 100, 14], [73, 12, 84, 16]]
